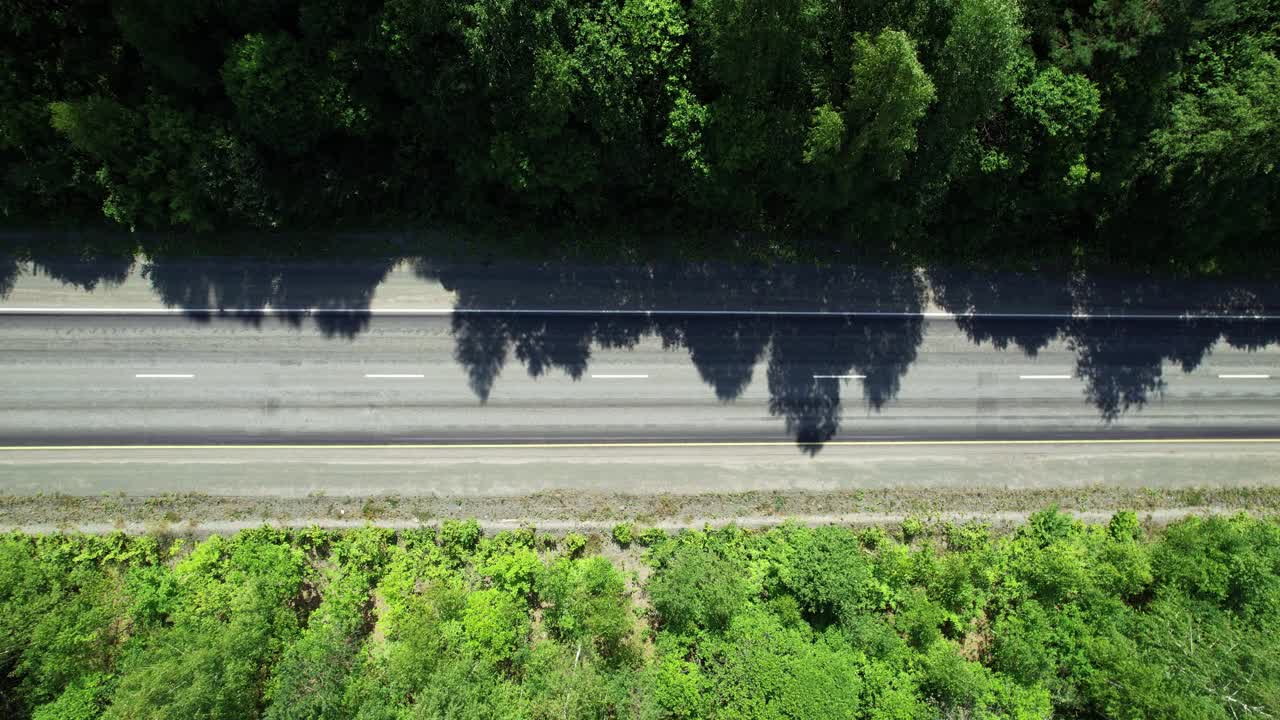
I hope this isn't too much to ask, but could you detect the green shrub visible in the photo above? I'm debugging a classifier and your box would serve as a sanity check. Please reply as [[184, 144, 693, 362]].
[[31, 674, 111, 720], [859, 526, 889, 549], [901, 516, 926, 541], [1108, 511, 1142, 541], [637, 527, 667, 547], [945, 520, 991, 552], [479, 547, 541, 598], [611, 523, 634, 547], [649, 545, 749, 634], [2, 511, 1277, 720], [782, 526, 886, 621], [563, 532, 587, 558], [440, 519, 482, 555], [539, 557, 632, 659]]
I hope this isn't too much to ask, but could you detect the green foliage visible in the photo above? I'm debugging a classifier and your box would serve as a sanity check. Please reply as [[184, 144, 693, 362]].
[[104, 618, 275, 720], [611, 523, 635, 547], [802, 104, 846, 166], [918, 642, 1052, 718], [439, 519, 481, 558], [1151, 513, 1280, 618], [1151, 41, 1279, 184], [893, 588, 947, 649], [479, 546, 541, 598], [4, 0, 1279, 271], [30, 674, 110, 720], [637, 527, 668, 547], [103, 529, 307, 720], [15, 575, 122, 707], [648, 543, 750, 634], [539, 557, 633, 660], [1013, 67, 1102, 139], [461, 588, 530, 668], [844, 29, 936, 177], [1089, 594, 1280, 719], [945, 520, 992, 552], [0, 534, 154, 718], [563, 532, 588, 558], [222, 33, 366, 156], [701, 607, 872, 718], [518, 641, 651, 719], [780, 525, 888, 622], [1109, 510, 1142, 541], [1, 514, 1278, 719], [900, 517, 926, 542], [934, 0, 1024, 126], [263, 529, 391, 720]]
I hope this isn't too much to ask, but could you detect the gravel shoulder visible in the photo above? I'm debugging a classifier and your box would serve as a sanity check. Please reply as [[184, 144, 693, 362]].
[[2, 442, 1278, 532], [4, 482, 1277, 535]]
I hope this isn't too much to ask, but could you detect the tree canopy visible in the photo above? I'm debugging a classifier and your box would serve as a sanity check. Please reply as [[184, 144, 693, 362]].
[[3, 0, 1278, 271], [1, 511, 1278, 718]]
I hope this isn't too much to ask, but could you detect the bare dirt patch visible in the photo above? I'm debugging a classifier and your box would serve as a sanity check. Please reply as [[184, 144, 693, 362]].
[[3, 485, 1278, 535]]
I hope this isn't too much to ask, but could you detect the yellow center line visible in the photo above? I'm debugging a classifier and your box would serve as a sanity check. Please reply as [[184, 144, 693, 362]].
[[1, 438, 1280, 451]]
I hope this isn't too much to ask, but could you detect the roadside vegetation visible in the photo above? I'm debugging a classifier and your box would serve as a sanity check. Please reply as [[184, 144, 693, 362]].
[[7, 486, 1280, 530], [4, 0, 1279, 272], [2, 510, 1277, 719]]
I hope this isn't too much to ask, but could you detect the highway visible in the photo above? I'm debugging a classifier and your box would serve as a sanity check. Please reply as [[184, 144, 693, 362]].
[[1, 310, 1279, 498], [3, 249, 1280, 507], [1, 312, 1278, 445]]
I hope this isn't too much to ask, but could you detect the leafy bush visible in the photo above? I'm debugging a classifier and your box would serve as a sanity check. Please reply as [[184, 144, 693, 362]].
[[611, 523, 634, 547], [539, 557, 633, 660], [648, 544, 749, 635], [439, 519, 481, 556], [900, 516, 926, 541], [636, 527, 667, 547], [781, 525, 887, 622], [479, 547, 540, 598], [1, 512, 1278, 719], [562, 532, 587, 558]]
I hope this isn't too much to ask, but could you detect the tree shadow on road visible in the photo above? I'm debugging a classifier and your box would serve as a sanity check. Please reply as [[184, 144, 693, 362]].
[[420, 260, 926, 453], [929, 267, 1280, 421], [144, 256, 397, 338], [11, 231, 1280, 447], [0, 233, 136, 297]]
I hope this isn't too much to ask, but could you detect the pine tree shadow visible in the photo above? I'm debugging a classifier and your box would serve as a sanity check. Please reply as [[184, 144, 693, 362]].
[[422, 260, 926, 452], [930, 267, 1280, 421]]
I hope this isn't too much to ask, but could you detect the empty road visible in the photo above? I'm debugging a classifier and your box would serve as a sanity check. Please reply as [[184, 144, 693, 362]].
[[0, 312, 1278, 444], [2, 311, 1279, 496]]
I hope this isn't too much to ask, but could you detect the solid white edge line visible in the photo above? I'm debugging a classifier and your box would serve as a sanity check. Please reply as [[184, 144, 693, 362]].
[[364, 374, 425, 379], [4, 307, 1280, 320], [590, 374, 649, 379], [134, 373, 194, 378], [1019, 374, 1073, 380], [1218, 374, 1271, 379], [6, 438, 1280, 451]]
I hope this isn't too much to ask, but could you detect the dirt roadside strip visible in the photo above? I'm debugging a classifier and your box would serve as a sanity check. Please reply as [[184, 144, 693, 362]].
[[0, 509, 1252, 537], [3, 439, 1280, 530], [4, 485, 1277, 536]]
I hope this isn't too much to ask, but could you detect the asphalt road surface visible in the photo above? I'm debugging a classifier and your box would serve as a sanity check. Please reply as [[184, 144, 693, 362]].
[[1, 313, 1278, 446], [3, 311, 1280, 497]]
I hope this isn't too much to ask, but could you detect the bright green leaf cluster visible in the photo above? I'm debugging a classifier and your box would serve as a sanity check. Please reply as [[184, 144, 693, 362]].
[[1, 512, 1278, 718]]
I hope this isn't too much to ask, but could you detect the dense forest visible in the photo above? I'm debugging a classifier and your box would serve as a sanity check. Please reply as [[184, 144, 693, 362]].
[[1, 511, 1278, 718], [2, 0, 1278, 270]]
